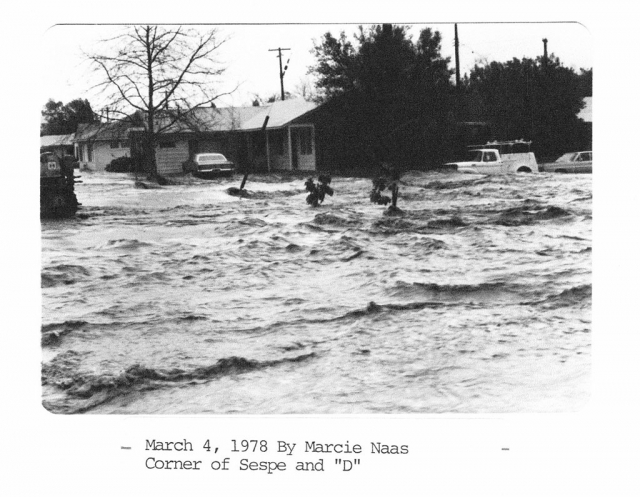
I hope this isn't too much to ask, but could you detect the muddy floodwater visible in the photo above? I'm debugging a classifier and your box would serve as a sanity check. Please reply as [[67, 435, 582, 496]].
[[41, 170, 591, 414]]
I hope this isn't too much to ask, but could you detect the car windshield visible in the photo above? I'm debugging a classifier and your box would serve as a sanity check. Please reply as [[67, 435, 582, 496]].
[[466, 150, 484, 161], [197, 154, 226, 162], [556, 153, 576, 163]]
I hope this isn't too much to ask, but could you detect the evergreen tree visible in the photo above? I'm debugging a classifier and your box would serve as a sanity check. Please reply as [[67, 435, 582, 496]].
[[465, 55, 586, 157], [41, 98, 98, 136], [308, 24, 454, 171]]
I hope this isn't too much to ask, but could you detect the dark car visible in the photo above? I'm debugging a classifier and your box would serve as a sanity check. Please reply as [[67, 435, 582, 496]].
[[184, 153, 235, 178]]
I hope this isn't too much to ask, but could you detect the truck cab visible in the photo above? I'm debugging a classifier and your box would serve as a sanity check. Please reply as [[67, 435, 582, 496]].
[[445, 140, 539, 174], [40, 152, 79, 218]]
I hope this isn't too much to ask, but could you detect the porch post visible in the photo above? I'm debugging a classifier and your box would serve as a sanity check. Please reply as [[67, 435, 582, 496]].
[[311, 125, 316, 171], [266, 129, 271, 173], [287, 126, 293, 170]]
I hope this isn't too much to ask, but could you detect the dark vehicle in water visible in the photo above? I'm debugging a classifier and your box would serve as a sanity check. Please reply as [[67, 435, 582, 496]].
[[183, 153, 235, 178], [40, 152, 79, 218]]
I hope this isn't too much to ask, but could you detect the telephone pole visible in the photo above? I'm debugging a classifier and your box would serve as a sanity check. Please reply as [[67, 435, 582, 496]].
[[268, 47, 291, 101], [542, 38, 548, 69], [454, 24, 461, 88]]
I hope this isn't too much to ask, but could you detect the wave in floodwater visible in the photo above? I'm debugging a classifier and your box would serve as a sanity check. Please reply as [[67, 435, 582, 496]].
[[41, 171, 591, 414], [42, 351, 316, 414]]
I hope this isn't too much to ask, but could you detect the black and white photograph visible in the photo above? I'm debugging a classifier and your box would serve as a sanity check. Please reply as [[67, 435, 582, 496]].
[[7, 4, 640, 495], [38, 21, 593, 415]]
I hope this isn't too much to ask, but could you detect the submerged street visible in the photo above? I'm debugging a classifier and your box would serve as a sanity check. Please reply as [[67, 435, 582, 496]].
[[41, 170, 591, 414]]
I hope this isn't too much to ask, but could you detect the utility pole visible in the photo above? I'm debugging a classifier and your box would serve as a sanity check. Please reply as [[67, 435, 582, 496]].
[[268, 47, 291, 101], [454, 24, 461, 88], [542, 38, 548, 69]]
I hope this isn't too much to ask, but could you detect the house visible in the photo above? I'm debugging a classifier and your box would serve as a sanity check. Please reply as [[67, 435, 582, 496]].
[[73, 98, 320, 174], [74, 120, 136, 170], [40, 134, 75, 158]]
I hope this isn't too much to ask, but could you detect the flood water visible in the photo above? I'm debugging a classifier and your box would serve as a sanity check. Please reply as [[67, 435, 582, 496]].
[[41, 170, 591, 414]]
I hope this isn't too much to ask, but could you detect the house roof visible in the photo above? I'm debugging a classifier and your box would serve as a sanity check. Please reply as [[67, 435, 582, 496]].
[[75, 120, 136, 141], [166, 106, 264, 133], [40, 134, 75, 147], [74, 99, 318, 141], [165, 98, 318, 133], [578, 96, 592, 122], [239, 98, 318, 131]]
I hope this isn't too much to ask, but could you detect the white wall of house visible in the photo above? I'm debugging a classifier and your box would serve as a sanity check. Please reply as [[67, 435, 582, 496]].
[[76, 141, 130, 171], [75, 139, 187, 175], [156, 140, 189, 175]]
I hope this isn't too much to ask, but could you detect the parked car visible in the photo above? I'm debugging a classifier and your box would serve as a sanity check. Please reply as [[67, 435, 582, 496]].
[[541, 151, 592, 173], [443, 140, 539, 174], [183, 153, 235, 178]]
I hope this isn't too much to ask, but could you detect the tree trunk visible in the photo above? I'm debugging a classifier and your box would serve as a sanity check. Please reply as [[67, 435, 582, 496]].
[[142, 131, 158, 180], [391, 184, 398, 208]]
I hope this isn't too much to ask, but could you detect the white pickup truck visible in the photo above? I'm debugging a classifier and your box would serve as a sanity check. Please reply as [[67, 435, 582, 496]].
[[444, 140, 539, 174]]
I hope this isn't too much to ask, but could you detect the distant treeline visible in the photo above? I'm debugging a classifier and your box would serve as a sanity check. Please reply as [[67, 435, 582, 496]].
[[308, 24, 592, 170]]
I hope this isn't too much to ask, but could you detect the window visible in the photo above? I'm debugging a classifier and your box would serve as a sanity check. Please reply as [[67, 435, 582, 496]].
[[159, 141, 176, 149], [484, 151, 497, 162], [110, 140, 120, 149], [86, 143, 93, 162], [467, 150, 483, 161]]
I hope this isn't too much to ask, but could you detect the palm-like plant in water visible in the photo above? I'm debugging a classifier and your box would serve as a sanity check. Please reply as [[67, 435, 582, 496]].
[[305, 174, 334, 207], [370, 164, 401, 212]]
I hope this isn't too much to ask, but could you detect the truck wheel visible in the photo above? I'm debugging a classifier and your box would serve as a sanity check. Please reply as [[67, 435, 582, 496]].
[[516, 167, 532, 173], [42, 193, 75, 218]]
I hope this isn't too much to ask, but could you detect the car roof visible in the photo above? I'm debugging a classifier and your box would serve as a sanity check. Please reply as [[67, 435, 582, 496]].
[[196, 153, 226, 158]]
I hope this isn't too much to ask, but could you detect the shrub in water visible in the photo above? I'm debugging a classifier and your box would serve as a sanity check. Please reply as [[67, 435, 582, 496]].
[[305, 175, 334, 207], [105, 156, 134, 173], [370, 164, 402, 214]]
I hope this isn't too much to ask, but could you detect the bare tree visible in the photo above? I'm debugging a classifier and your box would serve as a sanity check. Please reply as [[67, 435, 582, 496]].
[[293, 76, 317, 101], [87, 25, 233, 180]]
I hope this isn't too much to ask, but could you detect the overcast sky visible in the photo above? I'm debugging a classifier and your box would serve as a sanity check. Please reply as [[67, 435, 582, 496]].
[[39, 22, 591, 112]]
